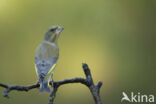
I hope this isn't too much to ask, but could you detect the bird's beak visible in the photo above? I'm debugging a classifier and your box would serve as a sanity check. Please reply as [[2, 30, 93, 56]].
[[56, 26, 64, 34]]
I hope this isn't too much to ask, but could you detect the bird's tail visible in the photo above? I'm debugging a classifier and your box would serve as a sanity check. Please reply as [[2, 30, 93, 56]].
[[39, 79, 50, 93]]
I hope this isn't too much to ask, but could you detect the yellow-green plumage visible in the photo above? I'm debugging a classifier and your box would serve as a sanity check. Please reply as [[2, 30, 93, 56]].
[[36, 42, 59, 60], [35, 41, 58, 79], [35, 26, 63, 93]]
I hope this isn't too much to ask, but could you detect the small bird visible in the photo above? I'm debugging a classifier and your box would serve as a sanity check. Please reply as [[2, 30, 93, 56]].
[[35, 26, 64, 93]]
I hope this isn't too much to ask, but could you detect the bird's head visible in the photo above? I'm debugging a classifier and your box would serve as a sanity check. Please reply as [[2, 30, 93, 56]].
[[44, 25, 64, 43]]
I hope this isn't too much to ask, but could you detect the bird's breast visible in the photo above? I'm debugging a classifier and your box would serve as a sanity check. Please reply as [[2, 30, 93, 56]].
[[35, 43, 59, 60]]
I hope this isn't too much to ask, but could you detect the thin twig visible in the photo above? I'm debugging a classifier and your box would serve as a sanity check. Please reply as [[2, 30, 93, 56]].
[[0, 83, 40, 98]]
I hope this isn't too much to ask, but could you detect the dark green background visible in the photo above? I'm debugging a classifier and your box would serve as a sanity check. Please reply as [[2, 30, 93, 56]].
[[0, 0, 155, 104]]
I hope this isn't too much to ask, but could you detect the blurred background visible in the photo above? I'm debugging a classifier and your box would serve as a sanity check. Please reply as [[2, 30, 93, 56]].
[[0, 0, 156, 104]]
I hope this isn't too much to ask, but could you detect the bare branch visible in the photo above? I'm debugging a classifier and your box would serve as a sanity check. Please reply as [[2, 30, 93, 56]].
[[48, 78, 88, 104], [0, 83, 40, 98], [0, 63, 103, 104], [82, 63, 102, 104], [48, 63, 103, 104], [48, 86, 58, 104]]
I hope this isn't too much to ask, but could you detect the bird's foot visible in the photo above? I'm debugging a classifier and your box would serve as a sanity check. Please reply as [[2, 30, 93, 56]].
[[50, 79, 54, 87]]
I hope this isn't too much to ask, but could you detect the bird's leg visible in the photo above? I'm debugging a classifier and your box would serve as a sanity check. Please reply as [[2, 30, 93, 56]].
[[50, 74, 54, 87], [51, 78, 54, 87]]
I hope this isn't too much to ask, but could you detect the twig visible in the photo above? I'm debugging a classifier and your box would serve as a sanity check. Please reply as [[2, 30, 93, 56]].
[[82, 63, 102, 104], [0, 63, 103, 104], [0, 83, 40, 98]]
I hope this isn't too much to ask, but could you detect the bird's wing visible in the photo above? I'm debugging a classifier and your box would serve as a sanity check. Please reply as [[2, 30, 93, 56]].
[[35, 57, 58, 81], [35, 42, 59, 81]]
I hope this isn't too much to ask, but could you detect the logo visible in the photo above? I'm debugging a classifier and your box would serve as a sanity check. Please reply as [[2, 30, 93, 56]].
[[121, 92, 154, 103]]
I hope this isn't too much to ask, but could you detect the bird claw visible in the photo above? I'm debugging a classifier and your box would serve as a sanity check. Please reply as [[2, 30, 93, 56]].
[[50, 78, 54, 87]]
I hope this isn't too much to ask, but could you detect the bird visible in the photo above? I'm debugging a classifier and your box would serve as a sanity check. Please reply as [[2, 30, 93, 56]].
[[121, 92, 131, 102], [35, 25, 64, 93]]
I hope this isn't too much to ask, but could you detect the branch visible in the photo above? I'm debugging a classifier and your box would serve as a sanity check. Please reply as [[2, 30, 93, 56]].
[[0, 83, 40, 98], [48, 63, 102, 104], [48, 78, 87, 104], [83, 63, 103, 104], [0, 63, 103, 104]]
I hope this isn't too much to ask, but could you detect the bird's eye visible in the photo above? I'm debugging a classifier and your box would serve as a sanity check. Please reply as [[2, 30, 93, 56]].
[[50, 28, 55, 32], [50, 26, 58, 32]]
